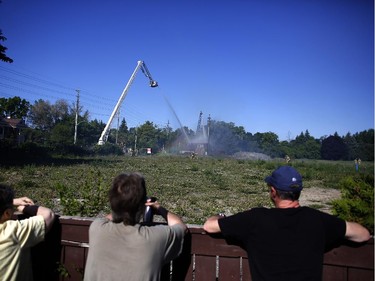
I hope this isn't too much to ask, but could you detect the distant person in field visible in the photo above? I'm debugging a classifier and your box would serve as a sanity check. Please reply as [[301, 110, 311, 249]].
[[204, 166, 371, 281], [84, 172, 187, 281], [284, 155, 291, 163], [0, 184, 55, 281], [354, 158, 361, 171]]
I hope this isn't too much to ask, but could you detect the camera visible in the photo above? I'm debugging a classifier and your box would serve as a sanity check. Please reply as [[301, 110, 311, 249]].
[[144, 196, 157, 223]]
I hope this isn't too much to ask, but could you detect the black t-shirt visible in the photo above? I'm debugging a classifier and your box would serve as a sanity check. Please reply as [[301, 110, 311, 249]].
[[218, 207, 346, 281]]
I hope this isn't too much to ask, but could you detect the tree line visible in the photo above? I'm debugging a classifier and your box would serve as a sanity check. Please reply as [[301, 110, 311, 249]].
[[1, 96, 373, 161]]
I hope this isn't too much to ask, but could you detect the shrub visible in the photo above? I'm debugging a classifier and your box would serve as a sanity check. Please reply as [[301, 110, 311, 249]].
[[93, 143, 124, 156], [331, 174, 374, 233], [49, 144, 92, 157], [0, 141, 50, 164], [56, 168, 109, 217]]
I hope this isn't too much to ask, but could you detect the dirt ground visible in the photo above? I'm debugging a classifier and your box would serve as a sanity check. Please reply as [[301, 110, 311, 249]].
[[299, 187, 341, 214]]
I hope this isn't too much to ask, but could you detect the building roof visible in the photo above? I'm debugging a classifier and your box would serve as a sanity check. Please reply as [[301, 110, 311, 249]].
[[0, 117, 27, 129]]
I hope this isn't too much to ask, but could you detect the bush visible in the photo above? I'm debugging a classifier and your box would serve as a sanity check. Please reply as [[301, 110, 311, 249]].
[[49, 144, 92, 157], [93, 143, 124, 156], [56, 168, 109, 217], [0, 141, 50, 164], [331, 174, 374, 234]]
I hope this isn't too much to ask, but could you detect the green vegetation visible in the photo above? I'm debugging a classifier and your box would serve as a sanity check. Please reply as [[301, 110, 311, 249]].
[[1, 96, 374, 161], [0, 156, 373, 232], [332, 174, 374, 233]]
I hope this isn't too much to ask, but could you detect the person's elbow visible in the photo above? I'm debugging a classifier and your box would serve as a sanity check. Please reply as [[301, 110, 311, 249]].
[[181, 223, 188, 233], [174, 219, 188, 233], [39, 207, 55, 233], [345, 221, 372, 243], [203, 218, 221, 233], [203, 222, 212, 233]]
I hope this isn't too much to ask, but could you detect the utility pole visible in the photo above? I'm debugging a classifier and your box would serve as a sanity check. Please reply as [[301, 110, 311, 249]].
[[207, 114, 211, 155], [115, 110, 120, 145], [74, 90, 80, 145], [134, 127, 138, 156]]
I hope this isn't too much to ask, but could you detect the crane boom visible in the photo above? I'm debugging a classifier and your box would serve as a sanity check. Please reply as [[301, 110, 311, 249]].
[[97, 60, 158, 145]]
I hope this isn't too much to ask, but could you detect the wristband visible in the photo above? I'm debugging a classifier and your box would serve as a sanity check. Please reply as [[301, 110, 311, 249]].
[[23, 205, 39, 217], [156, 207, 168, 219]]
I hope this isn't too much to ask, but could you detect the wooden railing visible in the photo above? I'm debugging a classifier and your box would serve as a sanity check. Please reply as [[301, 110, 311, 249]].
[[29, 216, 373, 281]]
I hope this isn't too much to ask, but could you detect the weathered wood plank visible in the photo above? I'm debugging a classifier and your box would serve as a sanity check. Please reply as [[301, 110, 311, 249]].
[[219, 256, 241, 280], [61, 245, 86, 281], [322, 264, 347, 281], [348, 268, 374, 281], [27, 217, 373, 281], [195, 255, 216, 281], [60, 217, 92, 243], [324, 240, 374, 269]]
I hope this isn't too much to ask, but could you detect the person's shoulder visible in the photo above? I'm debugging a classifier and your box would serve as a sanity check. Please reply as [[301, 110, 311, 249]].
[[169, 223, 186, 233], [90, 217, 110, 227], [142, 223, 176, 230], [1, 217, 45, 238], [300, 206, 329, 215], [18, 215, 45, 227], [143, 223, 186, 235], [227, 207, 268, 219], [298, 207, 341, 220], [249, 207, 270, 214], [1, 219, 20, 231]]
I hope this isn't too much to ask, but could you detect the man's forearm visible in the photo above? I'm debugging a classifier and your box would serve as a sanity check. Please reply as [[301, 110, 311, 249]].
[[156, 206, 186, 228], [345, 221, 371, 242], [203, 215, 222, 233]]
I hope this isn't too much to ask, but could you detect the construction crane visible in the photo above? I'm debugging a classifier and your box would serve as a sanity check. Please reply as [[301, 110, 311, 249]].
[[98, 61, 158, 145]]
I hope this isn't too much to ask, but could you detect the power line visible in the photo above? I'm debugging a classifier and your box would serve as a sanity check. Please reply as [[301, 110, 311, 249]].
[[0, 66, 169, 129]]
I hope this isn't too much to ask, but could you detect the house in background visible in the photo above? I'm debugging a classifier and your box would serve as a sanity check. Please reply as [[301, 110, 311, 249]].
[[0, 117, 27, 144]]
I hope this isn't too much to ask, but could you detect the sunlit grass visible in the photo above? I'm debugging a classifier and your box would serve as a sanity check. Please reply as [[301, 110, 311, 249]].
[[0, 155, 373, 225]]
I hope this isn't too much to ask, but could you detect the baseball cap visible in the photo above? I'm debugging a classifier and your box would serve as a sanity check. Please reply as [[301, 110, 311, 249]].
[[265, 166, 303, 192]]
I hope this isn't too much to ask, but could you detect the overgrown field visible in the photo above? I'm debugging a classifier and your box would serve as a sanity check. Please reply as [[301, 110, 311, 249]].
[[0, 155, 373, 226]]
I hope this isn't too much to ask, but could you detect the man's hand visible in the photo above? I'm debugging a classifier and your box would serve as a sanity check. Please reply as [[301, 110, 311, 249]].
[[145, 199, 161, 210], [13, 197, 34, 207], [145, 199, 186, 230], [14, 197, 34, 212]]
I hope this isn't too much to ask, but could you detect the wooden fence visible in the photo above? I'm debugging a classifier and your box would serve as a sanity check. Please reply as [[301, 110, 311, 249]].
[[30, 216, 373, 281]]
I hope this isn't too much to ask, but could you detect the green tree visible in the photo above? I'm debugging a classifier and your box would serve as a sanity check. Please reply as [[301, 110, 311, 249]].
[[28, 99, 69, 131], [28, 99, 54, 130], [164, 126, 193, 154], [0, 96, 30, 118], [75, 119, 103, 147], [343, 133, 359, 160], [209, 121, 247, 155], [159, 123, 172, 153], [290, 130, 321, 159], [0, 30, 13, 63], [136, 121, 161, 154], [50, 122, 73, 145], [321, 134, 348, 160], [353, 129, 374, 161], [279, 140, 293, 159], [253, 131, 279, 157], [108, 118, 129, 147]]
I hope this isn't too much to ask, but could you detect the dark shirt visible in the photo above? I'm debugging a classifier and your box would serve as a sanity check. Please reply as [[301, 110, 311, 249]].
[[219, 207, 346, 281]]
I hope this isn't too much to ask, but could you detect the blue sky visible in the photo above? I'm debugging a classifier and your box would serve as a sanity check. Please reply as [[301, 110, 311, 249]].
[[0, 0, 373, 141]]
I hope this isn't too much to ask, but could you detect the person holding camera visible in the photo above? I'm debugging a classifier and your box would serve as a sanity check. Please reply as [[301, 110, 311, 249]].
[[203, 166, 371, 281], [0, 183, 55, 281], [84, 172, 187, 281]]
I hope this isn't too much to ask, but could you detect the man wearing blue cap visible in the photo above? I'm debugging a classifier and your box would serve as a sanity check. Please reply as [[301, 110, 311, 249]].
[[204, 166, 371, 281]]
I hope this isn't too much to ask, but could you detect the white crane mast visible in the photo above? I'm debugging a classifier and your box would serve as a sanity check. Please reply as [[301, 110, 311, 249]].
[[97, 60, 158, 145]]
